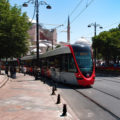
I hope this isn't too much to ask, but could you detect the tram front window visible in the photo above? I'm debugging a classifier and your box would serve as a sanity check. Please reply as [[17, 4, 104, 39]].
[[74, 51, 93, 73]]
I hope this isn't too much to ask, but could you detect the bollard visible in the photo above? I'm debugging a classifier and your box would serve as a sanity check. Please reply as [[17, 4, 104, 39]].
[[61, 104, 67, 116], [56, 94, 61, 104], [51, 86, 55, 95]]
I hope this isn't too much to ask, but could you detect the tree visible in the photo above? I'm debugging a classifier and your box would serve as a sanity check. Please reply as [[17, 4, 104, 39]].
[[0, 0, 31, 59], [109, 27, 120, 63], [55, 45, 61, 48], [92, 25, 120, 65]]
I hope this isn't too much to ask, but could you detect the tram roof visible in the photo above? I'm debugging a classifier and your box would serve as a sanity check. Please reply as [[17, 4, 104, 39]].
[[40, 46, 71, 58], [21, 55, 36, 60]]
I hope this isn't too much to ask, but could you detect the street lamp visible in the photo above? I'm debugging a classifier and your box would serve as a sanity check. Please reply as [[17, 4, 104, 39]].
[[88, 22, 103, 67], [23, 0, 51, 65]]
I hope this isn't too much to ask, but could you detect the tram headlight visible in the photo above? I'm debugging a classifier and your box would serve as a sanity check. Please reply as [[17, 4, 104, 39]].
[[78, 74, 81, 77]]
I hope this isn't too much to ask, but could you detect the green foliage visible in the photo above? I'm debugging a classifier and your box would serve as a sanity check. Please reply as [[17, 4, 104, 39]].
[[55, 45, 61, 48], [92, 25, 120, 64], [30, 51, 35, 55], [0, 0, 31, 59]]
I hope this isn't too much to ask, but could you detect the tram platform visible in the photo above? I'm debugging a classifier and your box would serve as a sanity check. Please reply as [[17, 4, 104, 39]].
[[0, 72, 78, 120]]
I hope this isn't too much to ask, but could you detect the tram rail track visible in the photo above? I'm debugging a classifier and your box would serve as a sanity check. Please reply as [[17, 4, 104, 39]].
[[96, 78, 120, 84], [73, 88, 120, 120], [92, 87, 120, 100]]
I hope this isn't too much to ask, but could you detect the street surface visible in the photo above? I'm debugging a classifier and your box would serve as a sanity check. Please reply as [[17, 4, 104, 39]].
[[0, 73, 78, 120], [56, 73, 120, 120]]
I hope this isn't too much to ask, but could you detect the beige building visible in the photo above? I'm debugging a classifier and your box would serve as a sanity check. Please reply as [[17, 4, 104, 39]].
[[28, 23, 57, 45], [27, 23, 57, 54]]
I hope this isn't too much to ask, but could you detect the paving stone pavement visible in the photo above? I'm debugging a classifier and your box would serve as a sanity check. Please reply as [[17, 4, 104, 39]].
[[0, 73, 78, 120]]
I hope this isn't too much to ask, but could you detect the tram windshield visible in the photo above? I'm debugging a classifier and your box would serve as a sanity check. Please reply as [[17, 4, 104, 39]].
[[72, 45, 93, 75]]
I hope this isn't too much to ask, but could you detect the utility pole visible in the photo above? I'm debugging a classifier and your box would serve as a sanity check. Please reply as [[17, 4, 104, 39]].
[[36, 0, 39, 65], [88, 22, 103, 67], [67, 16, 70, 43]]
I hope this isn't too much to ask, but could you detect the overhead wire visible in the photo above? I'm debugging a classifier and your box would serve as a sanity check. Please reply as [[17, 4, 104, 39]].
[[61, 0, 94, 33], [102, 20, 120, 30], [71, 0, 94, 24], [69, 0, 84, 17], [62, 0, 84, 29], [86, 0, 89, 5]]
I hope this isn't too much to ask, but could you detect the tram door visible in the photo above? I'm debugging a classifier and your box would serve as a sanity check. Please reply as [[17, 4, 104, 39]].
[[60, 54, 77, 85]]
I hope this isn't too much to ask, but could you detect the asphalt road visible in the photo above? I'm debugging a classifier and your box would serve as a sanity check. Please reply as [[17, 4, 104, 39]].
[[56, 74, 120, 120]]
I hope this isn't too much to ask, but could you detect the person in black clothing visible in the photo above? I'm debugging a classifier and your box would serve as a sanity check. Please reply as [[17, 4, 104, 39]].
[[5, 66, 9, 76], [13, 66, 16, 78], [10, 66, 13, 78], [10, 66, 16, 78]]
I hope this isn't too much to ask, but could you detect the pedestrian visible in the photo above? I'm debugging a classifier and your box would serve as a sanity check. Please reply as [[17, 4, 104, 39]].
[[10, 65, 16, 79], [10, 65, 13, 78], [21, 66, 24, 73], [33, 66, 35, 76], [19, 66, 22, 73], [5, 65, 9, 76], [23, 66, 26, 76], [12, 66, 16, 79]]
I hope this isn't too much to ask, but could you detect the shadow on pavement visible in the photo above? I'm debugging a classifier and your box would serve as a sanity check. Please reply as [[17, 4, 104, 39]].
[[37, 76, 91, 90]]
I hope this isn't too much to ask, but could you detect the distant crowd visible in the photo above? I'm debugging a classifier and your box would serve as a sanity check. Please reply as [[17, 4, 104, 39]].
[[4, 65, 40, 79]]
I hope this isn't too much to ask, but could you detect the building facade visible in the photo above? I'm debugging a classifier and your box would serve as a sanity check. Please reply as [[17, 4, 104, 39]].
[[27, 23, 57, 54], [28, 23, 57, 45]]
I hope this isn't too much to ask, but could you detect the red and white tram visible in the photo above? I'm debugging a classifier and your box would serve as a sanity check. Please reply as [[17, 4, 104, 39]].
[[39, 44, 95, 86]]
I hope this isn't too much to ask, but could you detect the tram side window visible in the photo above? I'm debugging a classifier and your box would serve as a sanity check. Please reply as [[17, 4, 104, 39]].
[[46, 57, 49, 68], [47, 57, 53, 69], [41, 59, 46, 69], [62, 54, 68, 72], [54, 55, 61, 70], [68, 54, 77, 72], [49, 56, 55, 68], [62, 54, 77, 72]]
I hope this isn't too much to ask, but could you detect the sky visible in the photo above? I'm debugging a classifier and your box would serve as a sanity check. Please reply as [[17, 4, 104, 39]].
[[9, 0, 120, 44]]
